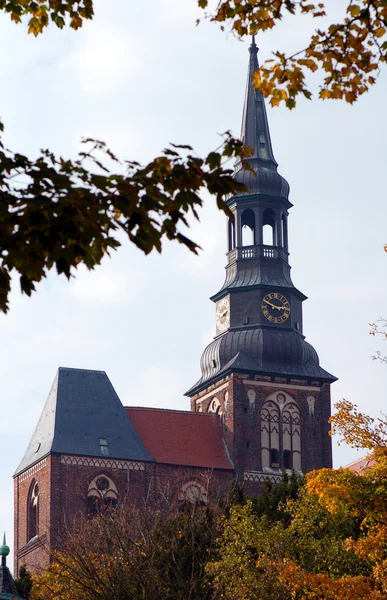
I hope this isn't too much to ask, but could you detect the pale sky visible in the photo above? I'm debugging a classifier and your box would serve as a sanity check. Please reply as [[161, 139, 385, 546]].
[[1, 0, 386, 568]]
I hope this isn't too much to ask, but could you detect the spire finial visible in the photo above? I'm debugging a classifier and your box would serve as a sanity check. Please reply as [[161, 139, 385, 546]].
[[0, 532, 9, 568], [237, 36, 278, 170]]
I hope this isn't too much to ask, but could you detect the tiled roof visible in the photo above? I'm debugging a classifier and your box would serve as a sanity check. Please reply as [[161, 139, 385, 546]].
[[344, 455, 374, 474], [126, 407, 233, 470]]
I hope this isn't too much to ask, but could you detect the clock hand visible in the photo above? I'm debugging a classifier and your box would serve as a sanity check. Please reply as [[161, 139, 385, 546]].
[[264, 299, 290, 311], [264, 300, 282, 310]]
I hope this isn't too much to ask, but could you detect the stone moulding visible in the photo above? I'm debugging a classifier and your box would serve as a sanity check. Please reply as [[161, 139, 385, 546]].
[[60, 455, 145, 471], [18, 458, 48, 483], [18, 533, 47, 559], [244, 471, 282, 483]]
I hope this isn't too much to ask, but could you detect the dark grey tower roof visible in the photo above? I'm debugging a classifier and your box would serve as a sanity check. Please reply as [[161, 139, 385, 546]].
[[186, 328, 337, 396], [233, 37, 290, 200], [186, 39, 337, 397], [15, 367, 153, 476]]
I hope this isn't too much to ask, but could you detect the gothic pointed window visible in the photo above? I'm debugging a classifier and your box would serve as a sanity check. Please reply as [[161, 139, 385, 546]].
[[27, 480, 39, 542], [87, 475, 118, 516], [261, 393, 302, 472], [282, 402, 301, 471], [261, 401, 280, 469]]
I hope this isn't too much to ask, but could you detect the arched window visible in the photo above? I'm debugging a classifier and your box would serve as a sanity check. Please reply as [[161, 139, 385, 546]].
[[282, 402, 301, 471], [281, 214, 288, 251], [263, 208, 276, 246], [27, 480, 39, 542], [241, 209, 255, 246], [87, 475, 118, 516], [228, 215, 236, 251], [261, 393, 302, 472], [261, 401, 280, 469]]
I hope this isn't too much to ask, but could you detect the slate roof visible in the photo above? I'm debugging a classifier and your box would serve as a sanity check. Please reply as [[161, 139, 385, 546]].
[[126, 407, 233, 470], [233, 36, 290, 200], [0, 563, 21, 599], [186, 328, 337, 396], [15, 368, 153, 476]]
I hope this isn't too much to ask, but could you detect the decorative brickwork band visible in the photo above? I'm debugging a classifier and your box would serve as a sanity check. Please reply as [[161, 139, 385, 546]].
[[244, 471, 282, 483], [60, 455, 145, 471], [18, 458, 48, 482]]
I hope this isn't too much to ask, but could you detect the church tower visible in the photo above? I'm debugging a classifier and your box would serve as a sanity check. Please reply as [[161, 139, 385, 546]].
[[186, 39, 336, 492]]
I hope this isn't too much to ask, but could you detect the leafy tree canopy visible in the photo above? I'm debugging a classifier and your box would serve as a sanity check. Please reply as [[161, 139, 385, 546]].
[[0, 0, 385, 311], [198, 0, 387, 108]]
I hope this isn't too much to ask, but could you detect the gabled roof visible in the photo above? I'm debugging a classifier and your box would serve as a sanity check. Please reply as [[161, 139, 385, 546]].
[[126, 407, 233, 470], [15, 368, 153, 476], [345, 455, 374, 474]]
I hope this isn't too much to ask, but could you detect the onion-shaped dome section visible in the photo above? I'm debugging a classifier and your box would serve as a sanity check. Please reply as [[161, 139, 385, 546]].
[[187, 328, 336, 395], [234, 162, 290, 200]]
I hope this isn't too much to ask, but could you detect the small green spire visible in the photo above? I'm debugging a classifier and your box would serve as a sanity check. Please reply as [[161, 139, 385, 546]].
[[0, 532, 9, 556]]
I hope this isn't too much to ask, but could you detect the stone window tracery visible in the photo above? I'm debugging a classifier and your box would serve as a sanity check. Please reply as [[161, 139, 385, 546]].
[[179, 481, 207, 506], [27, 480, 39, 542], [261, 392, 301, 472], [87, 475, 118, 516]]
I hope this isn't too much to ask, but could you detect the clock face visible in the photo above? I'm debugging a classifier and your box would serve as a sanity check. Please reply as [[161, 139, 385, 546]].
[[216, 297, 230, 332], [261, 292, 290, 324]]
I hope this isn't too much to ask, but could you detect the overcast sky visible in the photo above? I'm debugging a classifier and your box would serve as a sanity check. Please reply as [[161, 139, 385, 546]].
[[1, 0, 386, 567]]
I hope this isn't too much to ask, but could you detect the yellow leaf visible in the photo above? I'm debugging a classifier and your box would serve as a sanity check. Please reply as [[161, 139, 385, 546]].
[[374, 27, 386, 38]]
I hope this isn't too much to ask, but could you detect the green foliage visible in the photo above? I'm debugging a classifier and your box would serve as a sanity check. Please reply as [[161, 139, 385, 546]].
[[32, 503, 221, 600], [208, 476, 372, 599], [0, 131, 249, 313], [207, 501, 291, 600], [15, 564, 33, 599], [252, 470, 303, 524], [286, 489, 370, 579], [0, 0, 94, 35], [198, 0, 387, 107]]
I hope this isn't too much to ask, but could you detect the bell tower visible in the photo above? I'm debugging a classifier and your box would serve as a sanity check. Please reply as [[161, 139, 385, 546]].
[[186, 38, 336, 492]]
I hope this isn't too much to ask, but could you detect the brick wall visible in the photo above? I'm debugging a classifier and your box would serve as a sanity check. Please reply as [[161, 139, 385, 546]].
[[190, 372, 333, 487]]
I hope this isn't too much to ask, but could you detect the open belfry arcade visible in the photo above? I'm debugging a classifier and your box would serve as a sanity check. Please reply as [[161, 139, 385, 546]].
[[13, 38, 336, 574]]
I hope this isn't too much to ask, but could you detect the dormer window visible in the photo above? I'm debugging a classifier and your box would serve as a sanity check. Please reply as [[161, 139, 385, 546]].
[[99, 438, 109, 456]]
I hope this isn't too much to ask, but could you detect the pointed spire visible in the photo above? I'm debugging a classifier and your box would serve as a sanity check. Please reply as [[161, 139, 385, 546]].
[[234, 38, 290, 200], [0, 530, 24, 599], [239, 36, 278, 169]]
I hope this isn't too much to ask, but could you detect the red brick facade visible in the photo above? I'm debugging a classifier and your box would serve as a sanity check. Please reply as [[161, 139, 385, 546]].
[[14, 370, 332, 574]]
